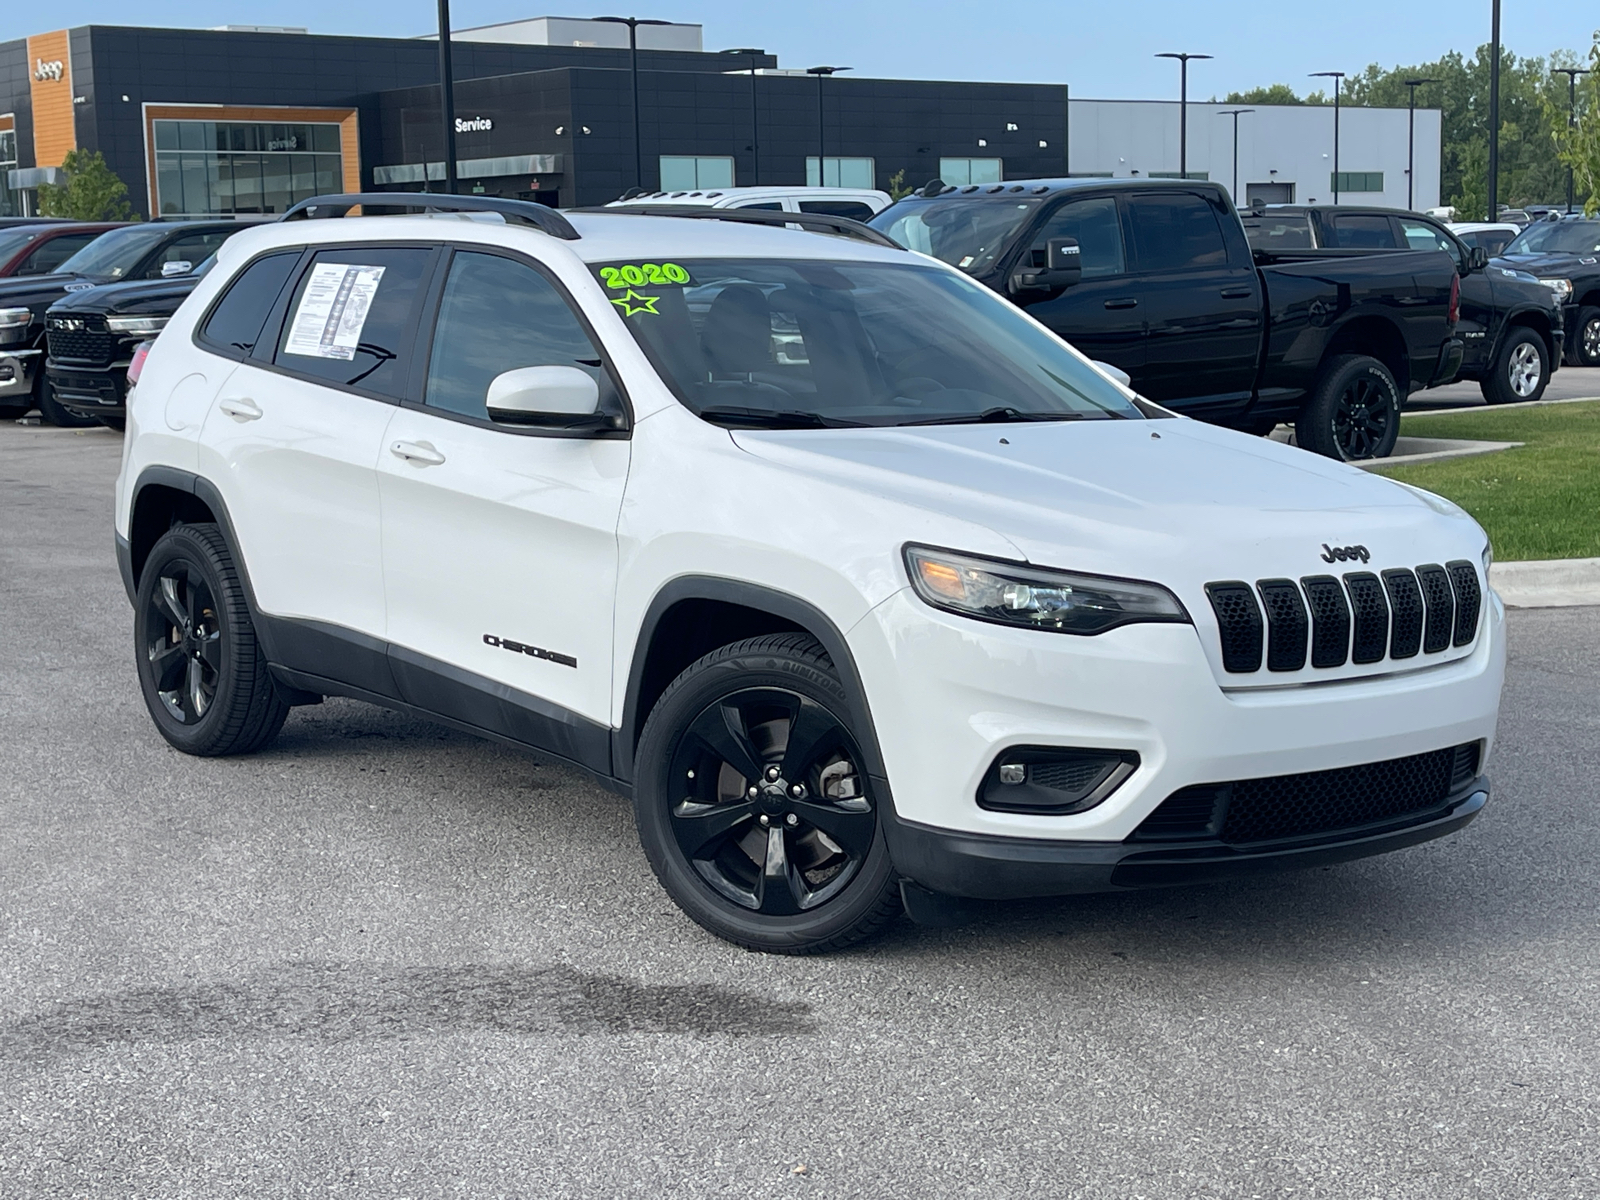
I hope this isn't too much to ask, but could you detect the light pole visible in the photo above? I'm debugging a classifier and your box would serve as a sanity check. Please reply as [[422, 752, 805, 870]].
[[596, 16, 670, 190], [436, 0, 457, 194], [806, 66, 851, 186], [1311, 71, 1346, 201], [1217, 108, 1252, 202], [1156, 52, 1212, 179], [725, 48, 765, 185], [1553, 66, 1591, 213], [1404, 77, 1440, 211], [1488, 0, 1501, 220]]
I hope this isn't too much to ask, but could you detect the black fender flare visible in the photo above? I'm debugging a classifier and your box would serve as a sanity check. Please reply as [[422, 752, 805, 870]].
[[614, 577, 894, 812]]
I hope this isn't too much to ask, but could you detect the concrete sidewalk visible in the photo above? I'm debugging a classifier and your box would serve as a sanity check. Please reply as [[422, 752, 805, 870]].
[[1492, 557, 1600, 608]]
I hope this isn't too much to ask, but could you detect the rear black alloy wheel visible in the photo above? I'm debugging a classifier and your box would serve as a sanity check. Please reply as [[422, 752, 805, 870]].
[[634, 634, 900, 953], [135, 523, 289, 756], [1297, 353, 1400, 461]]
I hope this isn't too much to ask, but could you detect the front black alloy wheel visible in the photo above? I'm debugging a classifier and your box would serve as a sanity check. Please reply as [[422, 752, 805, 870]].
[[634, 634, 901, 953], [135, 523, 289, 756]]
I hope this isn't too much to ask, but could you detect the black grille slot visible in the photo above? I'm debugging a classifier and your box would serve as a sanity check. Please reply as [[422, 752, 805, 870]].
[[1256, 579, 1309, 672], [1343, 572, 1390, 664], [1129, 786, 1222, 841], [1447, 560, 1482, 646], [1450, 743, 1481, 789], [1301, 575, 1351, 668], [1029, 759, 1112, 794], [47, 322, 114, 366], [1381, 569, 1424, 660], [1205, 582, 1263, 673], [1416, 564, 1455, 654]]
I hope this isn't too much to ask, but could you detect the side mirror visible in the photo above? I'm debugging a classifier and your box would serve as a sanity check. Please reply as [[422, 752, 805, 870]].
[[1009, 236, 1082, 295], [1468, 246, 1489, 272], [1091, 360, 1131, 387], [486, 365, 604, 428], [161, 260, 192, 278]]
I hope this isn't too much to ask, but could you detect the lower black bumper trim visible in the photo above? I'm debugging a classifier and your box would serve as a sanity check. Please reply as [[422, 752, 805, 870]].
[[884, 780, 1488, 900]]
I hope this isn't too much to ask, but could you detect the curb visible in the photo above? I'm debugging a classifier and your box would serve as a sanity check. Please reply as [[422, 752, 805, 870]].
[[1404, 394, 1600, 416], [1354, 436, 1522, 470], [1490, 558, 1600, 608]]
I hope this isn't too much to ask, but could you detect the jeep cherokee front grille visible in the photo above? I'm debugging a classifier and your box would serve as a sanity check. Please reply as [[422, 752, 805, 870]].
[[1204, 561, 1482, 675], [1130, 742, 1481, 845]]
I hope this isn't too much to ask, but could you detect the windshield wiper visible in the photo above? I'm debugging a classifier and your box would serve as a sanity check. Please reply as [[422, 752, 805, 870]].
[[697, 406, 865, 429], [900, 407, 1091, 426]]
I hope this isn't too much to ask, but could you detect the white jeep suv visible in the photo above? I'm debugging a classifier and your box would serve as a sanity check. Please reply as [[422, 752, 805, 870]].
[[115, 194, 1505, 953]]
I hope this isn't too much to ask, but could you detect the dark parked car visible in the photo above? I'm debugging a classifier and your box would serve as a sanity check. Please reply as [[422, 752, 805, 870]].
[[0, 222, 126, 279], [1243, 205, 1565, 404], [0, 221, 246, 425], [1495, 214, 1600, 368], [45, 264, 213, 431], [872, 179, 1462, 460]]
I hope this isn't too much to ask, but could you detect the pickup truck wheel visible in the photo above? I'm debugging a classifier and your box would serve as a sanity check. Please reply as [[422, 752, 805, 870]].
[[1479, 327, 1549, 405], [34, 373, 97, 429], [1569, 306, 1600, 368], [1297, 354, 1400, 461], [633, 633, 901, 954], [97, 414, 127, 432], [135, 523, 289, 756]]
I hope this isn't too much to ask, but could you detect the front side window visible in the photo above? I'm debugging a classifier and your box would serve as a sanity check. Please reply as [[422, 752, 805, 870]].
[[592, 257, 1141, 428], [147, 230, 232, 277], [424, 251, 618, 422], [201, 251, 301, 355], [1399, 218, 1464, 273], [870, 198, 1042, 275], [1026, 196, 1126, 276], [1125, 193, 1229, 272], [1328, 214, 1398, 249], [273, 247, 431, 398], [18, 232, 98, 275]]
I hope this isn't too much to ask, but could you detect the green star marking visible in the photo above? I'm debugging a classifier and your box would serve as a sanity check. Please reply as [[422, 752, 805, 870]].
[[610, 289, 661, 316]]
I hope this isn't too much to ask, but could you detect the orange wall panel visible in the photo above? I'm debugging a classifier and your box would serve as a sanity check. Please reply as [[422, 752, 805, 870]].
[[27, 31, 75, 169]]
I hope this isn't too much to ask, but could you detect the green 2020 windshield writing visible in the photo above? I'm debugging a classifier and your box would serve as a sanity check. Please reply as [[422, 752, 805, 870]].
[[600, 262, 691, 288]]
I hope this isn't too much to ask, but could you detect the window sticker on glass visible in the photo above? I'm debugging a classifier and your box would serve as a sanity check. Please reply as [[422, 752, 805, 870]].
[[284, 263, 387, 360], [599, 262, 691, 288]]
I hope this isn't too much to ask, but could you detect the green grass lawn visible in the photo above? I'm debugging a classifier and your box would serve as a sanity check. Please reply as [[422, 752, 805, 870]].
[[1372, 400, 1600, 561]]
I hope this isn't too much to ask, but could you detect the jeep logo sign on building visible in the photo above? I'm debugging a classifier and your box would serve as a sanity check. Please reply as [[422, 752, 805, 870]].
[[25, 30, 74, 170], [33, 59, 64, 82]]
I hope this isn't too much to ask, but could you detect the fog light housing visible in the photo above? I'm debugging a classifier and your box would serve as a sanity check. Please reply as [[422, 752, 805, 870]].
[[978, 748, 1140, 815]]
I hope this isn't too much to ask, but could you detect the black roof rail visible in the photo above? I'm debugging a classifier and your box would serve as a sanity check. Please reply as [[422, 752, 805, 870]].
[[568, 204, 902, 250], [279, 192, 580, 241]]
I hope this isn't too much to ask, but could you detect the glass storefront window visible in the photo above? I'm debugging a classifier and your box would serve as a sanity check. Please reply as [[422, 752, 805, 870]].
[[805, 157, 875, 189], [938, 158, 1003, 186], [0, 130, 19, 217], [658, 155, 735, 191], [153, 119, 344, 215]]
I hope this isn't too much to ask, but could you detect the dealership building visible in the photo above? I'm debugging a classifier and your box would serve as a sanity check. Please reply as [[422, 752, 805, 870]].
[[0, 17, 1443, 219]]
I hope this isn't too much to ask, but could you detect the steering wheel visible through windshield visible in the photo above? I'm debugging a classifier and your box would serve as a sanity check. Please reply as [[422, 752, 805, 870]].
[[593, 257, 1141, 429], [868, 197, 1041, 275]]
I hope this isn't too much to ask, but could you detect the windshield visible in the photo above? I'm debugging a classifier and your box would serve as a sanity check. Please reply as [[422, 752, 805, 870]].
[[1504, 220, 1600, 256], [593, 257, 1141, 428], [869, 197, 1041, 274], [0, 227, 44, 262], [55, 225, 170, 278]]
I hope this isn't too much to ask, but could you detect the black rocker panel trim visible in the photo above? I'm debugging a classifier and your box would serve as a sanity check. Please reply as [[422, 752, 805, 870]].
[[257, 615, 402, 703]]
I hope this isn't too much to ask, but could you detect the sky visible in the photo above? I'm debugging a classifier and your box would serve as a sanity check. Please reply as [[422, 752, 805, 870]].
[[6, 1, 1598, 101]]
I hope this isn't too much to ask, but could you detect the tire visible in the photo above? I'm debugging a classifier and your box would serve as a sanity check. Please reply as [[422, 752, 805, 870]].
[[0, 398, 29, 419], [97, 413, 126, 432], [1479, 326, 1549, 405], [1295, 354, 1401, 461], [134, 523, 289, 756], [34, 373, 97, 429], [633, 633, 902, 954], [1566, 305, 1600, 368]]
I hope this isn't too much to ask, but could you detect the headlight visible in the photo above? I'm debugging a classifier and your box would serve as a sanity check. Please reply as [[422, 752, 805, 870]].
[[1538, 278, 1572, 301], [0, 307, 31, 330], [904, 545, 1189, 635], [106, 315, 169, 335], [1482, 542, 1494, 574]]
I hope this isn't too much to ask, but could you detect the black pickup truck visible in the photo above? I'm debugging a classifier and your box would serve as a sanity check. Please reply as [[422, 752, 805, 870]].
[[870, 179, 1462, 460], [1243, 204, 1565, 404], [1494, 214, 1600, 368]]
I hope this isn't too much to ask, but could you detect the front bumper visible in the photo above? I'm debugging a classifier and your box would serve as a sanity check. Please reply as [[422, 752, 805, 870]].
[[887, 778, 1487, 899], [46, 360, 128, 416], [0, 347, 40, 399]]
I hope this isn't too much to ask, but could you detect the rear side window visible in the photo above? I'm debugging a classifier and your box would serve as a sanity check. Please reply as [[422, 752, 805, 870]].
[[733, 201, 783, 211], [1126, 193, 1229, 272], [423, 250, 619, 422], [201, 251, 301, 356], [1328, 215, 1398, 249], [19, 232, 100, 275], [273, 247, 431, 398], [1240, 213, 1313, 250], [798, 200, 876, 220]]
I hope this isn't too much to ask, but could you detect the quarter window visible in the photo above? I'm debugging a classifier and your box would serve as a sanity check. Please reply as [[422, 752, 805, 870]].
[[273, 247, 431, 399], [201, 251, 301, 355], [1125, 193, 1229, 272], [1328, 215, 1398, 249], [423, 251, 617, 423], [1027, 196, 1126, 277]]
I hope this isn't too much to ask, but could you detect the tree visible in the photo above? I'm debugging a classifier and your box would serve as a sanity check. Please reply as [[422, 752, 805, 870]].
[[1222, 84, 1327, 106], [37, 149, 137, 221], [1547, 35, 1600, 213], [887, 169, 913, 200]]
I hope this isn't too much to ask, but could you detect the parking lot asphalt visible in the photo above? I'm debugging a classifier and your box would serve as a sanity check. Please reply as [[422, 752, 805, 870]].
[[3, 419, 1599, 1199], [1408, 362, 1600, 410]]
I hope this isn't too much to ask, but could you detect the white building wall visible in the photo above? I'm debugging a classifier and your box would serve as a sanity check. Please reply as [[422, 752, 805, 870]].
[[1067, 99, 1441, 211]]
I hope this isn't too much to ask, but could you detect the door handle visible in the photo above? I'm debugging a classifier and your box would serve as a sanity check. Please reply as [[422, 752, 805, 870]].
[[390, 440, 446, 466], [1103, 298, 1138, 310], [218, 396, 262, 421], [1220, 287, 1255, 299]]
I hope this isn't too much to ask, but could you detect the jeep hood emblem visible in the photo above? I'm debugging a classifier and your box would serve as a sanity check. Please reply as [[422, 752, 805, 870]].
[[1321, 543, 1371, 564]]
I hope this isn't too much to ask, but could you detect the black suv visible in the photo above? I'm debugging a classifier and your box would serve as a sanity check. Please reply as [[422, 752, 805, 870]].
[[1243, 205, 1566, 404], [1495, 214, 1600, 368], [0, 221, 246, 426]]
